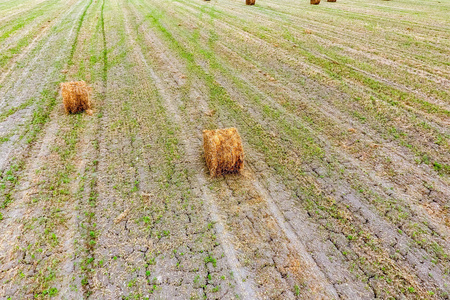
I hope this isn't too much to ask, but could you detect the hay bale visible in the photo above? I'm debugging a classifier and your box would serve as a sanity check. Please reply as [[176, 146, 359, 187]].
[[60, 81, 92, 114], [203, 128, 244, 177], [311, 0, 320, 4], [327, 0, 336, 2], [246, 0, 255, 5]]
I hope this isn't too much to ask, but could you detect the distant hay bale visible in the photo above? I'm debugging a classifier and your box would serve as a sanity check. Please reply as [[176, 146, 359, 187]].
[[203, 128, 244, 177], [310, 0, 320, 4], [246, 0, 255, 5], [60, 81, 92, 115], [327, 0, 336, 2]]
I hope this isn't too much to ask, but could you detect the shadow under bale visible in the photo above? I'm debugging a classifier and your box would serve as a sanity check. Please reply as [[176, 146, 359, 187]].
[[60, 81, 93, 115], [203, 128, 244, 177]]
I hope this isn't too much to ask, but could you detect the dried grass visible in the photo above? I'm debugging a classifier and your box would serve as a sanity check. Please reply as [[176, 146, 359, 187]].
[[114, 209, 130, 224], [310, 0, 320, 4], [60, 81, 92, 115], [203, 128, 244, 177], [246, 0, 256, 5]]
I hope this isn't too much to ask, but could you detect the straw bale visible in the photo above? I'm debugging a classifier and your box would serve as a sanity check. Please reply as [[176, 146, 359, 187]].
[[203, 128, 244, 177], [60, 81, 92, 114]]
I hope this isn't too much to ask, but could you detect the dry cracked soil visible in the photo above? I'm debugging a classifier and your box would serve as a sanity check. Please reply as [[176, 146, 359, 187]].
[[0, 0, 449, 298]]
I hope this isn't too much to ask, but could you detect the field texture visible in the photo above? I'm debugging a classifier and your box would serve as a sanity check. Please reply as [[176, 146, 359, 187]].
[[0, 0, 449, 298]]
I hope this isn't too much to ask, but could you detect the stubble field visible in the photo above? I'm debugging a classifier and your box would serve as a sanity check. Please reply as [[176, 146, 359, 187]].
[[0, 0, 449, 298]]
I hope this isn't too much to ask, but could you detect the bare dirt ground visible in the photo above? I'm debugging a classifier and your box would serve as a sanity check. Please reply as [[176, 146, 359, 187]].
[[0, 0, 449, 298]]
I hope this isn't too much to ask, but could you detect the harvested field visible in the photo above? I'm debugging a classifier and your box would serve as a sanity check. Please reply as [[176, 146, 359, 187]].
[[0, 0, 449, 298]]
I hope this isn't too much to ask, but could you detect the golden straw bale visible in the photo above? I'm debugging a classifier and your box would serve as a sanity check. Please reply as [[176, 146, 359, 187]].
[[311, 0, 320, 4], [327, 0, 336, 2], [60, 81, 92, 114], [203, 128, 244, 177], [246, 0, 255, 5]]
